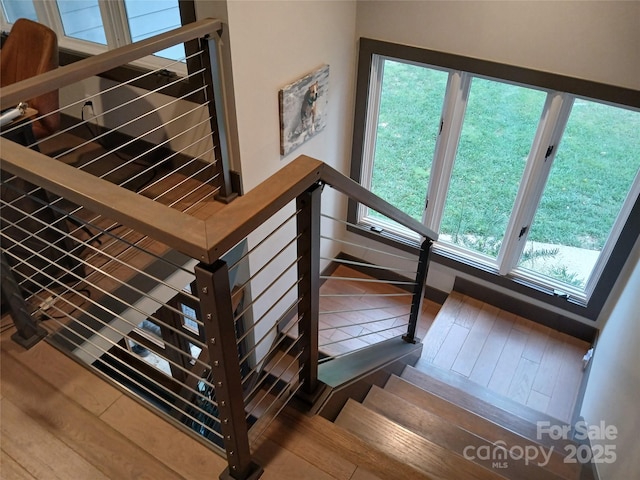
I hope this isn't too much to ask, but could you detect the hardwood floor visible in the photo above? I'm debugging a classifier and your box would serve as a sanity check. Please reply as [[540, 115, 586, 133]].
[[1, 264, 591, 479], [417, 291, 589, 423], [320, 265, 590, 423]]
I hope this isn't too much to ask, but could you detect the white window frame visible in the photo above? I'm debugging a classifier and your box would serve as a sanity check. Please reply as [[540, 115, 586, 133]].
[[358, 53, 639, 305], [0, 0, 187, 75]]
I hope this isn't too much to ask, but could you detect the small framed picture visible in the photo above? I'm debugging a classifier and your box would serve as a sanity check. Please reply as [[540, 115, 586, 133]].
[[279, 64, 329, 156]]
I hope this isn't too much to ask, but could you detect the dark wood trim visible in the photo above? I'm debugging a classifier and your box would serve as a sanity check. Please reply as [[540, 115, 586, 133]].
[[358, 38, 640, 108], [453, 277, 598, 343]]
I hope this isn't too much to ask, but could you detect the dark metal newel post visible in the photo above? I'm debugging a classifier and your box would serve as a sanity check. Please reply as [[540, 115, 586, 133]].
[[403, 238, 433, 344], [296, 183, 322, 397], [1, 252, 47, 348], [195, 260, 262, 480]]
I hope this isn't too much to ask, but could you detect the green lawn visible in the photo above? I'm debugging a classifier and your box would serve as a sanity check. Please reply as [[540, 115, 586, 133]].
[[370, 60, 640, 255]]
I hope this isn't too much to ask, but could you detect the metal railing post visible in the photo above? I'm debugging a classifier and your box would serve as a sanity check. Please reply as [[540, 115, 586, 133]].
[[195, 260, 262, 480], [403, 238, 433, 344], [296, 183, 322, 396], [1, 251, 47, 348], [200, 30, 237, 204]]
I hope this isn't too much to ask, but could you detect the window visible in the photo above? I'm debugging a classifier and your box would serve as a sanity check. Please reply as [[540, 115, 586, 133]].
[[1, 0, 187, 71], [351, 39, 640, 320]]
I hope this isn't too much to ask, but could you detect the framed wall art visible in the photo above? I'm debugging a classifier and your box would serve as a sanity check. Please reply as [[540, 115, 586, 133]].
[[278, 64, 329, 156]]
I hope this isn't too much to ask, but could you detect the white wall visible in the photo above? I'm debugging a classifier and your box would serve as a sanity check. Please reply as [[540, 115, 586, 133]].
[[580, 238, 640, 479], [356, 0, 639, 90], [194, 0, 358, 363], [224, 0, 357, 190]]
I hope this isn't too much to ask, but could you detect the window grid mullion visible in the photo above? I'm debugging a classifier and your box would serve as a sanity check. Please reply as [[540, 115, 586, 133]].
[[358, 54, 385, 224], [497, 92, 575, 275], [98, 0, 131, 48], [424, 71, 471, 233], [34, 0, 63, 33]]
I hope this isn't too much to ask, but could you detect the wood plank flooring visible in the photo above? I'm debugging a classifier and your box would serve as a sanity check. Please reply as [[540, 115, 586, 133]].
[[2, 263, 591, 479], [320, 265, 589, 423], [417, 291, 589, 423]]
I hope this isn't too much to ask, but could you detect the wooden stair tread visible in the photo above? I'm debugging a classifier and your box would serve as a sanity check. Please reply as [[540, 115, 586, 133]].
[[264, 406, 434, 480], [402, 364, 575, 451], [335, 399, 506, 480], [365, 384, 571, 480], [385, 375, 579, 480]]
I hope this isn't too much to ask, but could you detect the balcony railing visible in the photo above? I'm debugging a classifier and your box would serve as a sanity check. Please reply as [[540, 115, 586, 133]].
[[1, 18, 437, 480]]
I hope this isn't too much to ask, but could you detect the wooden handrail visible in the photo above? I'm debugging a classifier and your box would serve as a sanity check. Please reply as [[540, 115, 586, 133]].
[[203, 156, 323, 259], [320, 163, 439, 241], [0, 140, 209, 261], [0, 18, 222, 108], [1, 140, 436, 264]]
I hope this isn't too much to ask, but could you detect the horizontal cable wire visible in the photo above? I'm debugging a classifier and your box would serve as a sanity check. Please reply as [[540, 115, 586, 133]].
[[234, 257, 301, 333], [1, 187, 199, 287], [0, 206, 206, 342], [45, 317, 223, 439], [318, 311, 410, 332], [320, 255, 418, 276], [242, 327, 302, 402], [227, 209, 300, 276], [320, 235, 422, 261], [232, 233, 301, 306], [7, 268, 219, 403], [5, 66, 208, 166], [95, 108, 213, 188], [0, 181, 200, 279], [240, 313, 301, 387], [62, 96, 208, 170], [239, 299, 302, 370], [161, 164, 220, 208], [319, 304, 400, 315], [320, 292, 412, 298], [3, 50, 206, 144], [319, 275, 416, 287], [52, 77, 207, 161], [320, 322, 409, 348], [0, 234, 210, 369], [248, 380, 304, 445], [236, 279, 302, 348], [0, 200, 200, 325], [245, 351, 303, 421]]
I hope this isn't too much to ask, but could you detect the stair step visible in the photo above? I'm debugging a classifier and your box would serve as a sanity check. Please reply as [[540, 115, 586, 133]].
[[265, 406, 434, 480], [385, 375, 580, 480], [402, 364, 575, 451], [335, 399, 506, 480], [366, 384, 573, 480]]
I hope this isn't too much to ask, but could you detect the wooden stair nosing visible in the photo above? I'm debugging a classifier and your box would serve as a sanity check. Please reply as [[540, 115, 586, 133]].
[[385, 374, 580, 480], [265, 406, 435, 480], [364, 384, 569, 480], [402, 364, 575, 450], [335, 399, 507, 480], [407, 360, 568, 429]]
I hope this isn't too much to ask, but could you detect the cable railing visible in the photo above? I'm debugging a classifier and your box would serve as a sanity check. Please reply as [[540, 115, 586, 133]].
[[1, 18, 438, 480]]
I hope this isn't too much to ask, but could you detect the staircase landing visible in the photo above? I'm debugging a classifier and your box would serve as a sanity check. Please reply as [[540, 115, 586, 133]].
[[419, 291, 590, 423]]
